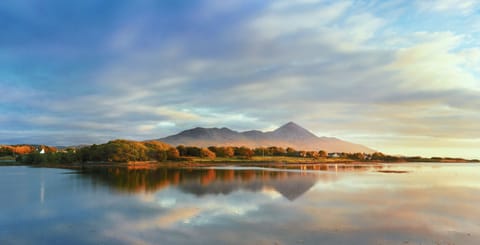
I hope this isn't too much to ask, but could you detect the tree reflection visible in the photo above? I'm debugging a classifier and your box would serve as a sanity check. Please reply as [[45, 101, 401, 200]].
[[78, 166, 343, 201], [78, 165, 379, 201]]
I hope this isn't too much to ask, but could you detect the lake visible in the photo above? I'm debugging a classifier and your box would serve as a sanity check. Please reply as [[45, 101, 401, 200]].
[[0, 163, 479, 245]]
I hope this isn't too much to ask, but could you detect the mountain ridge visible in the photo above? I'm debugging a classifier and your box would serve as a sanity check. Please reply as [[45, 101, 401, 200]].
[[158, 122, 375, 153]]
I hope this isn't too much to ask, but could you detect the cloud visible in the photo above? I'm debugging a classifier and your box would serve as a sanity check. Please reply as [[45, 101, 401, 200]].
[[0, 1, 479, 157], [250, 1, 351, 40], [416, 0, 479, 15], [119, 207, 201, 230], [389, 32, 477, 89]]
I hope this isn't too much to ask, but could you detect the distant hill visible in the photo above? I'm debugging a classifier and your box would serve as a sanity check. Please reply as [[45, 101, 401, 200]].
[[179, 171, 319, 201], [158, 122, 375, 153]]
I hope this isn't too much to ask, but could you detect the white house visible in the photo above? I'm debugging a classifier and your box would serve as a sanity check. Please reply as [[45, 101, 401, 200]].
[[328, 152, 341, 158]]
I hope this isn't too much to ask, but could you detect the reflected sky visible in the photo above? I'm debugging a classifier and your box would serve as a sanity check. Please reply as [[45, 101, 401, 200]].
[[0, 164, 479, 245]]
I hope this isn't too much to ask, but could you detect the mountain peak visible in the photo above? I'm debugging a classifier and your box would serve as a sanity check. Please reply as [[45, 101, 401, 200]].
[[271, 122, 318, 140], [277, 121, 302, 130]]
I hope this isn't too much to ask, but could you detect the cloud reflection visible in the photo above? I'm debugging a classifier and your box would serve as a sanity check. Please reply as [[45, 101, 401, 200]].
[[5, 165, 476, 244], [95, 164, 480, 245], [79, 166, 339, 201]]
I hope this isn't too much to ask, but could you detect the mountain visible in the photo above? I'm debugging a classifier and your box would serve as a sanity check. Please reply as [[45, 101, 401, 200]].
[[267, 121, 318, 141], [179, 171, 319, 201], [158, 122, 375, 153]]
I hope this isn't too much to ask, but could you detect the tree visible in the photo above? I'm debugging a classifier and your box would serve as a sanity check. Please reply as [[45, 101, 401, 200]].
[[216, 146, 234, 158], [307, 151, 319, 158], [58, 151, 78, 163], [201, 148, 216, 159], [78, 139, 170, 163], [318, 150, 327, 158], [176, 145, 186, 156], [254, 147, 267, 156], [350, 152, 365, 160], [167, 147, 180, 160], [223, 147, 234, 158], [269, 146, 286, 156], [42, 145, 57, 153], [208, 146, 218, 154], [286, 147, 297, 156], [11, 145, 35, 155], [236, 146, 254, 159], [298, 151, 307, 157], [0, 146, 14, 157], [185, 146, 201, 157], [371, 152, 385, 161], [22, 152, 45, 164]]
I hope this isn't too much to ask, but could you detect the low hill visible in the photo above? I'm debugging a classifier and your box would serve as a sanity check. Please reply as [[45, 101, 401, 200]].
[[78, 139, 176, 163]]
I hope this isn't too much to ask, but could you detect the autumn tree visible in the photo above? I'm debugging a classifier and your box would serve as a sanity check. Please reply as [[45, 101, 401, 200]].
[[42, 146, 57, 153], [307, 151, 319, 158], [253, 147, 268, 156], [11, 145, 35, 155], [286, 147, 297, 156], [176, 145, 186, 156], [200, 148, 216, 159], [216, 146, 234, 158], [167, 147, 180, 160], [371, 152, 385, 161], [236, 146, 254, 159], [350, 152, 365, 160], [0, 146, 14, 157], [268, 146, 286, 156], [318, 150, 327, 158]]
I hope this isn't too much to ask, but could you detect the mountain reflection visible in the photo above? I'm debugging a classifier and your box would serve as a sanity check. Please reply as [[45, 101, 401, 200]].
[[78, 167, 343, 201]]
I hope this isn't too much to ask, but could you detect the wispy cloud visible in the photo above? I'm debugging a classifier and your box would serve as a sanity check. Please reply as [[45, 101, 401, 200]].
[[416, 0, 479, 15], [0, 0, 479, 157]]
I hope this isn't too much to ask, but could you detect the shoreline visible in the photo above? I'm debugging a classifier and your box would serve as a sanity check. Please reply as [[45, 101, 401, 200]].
[[2, 159, 477, 170]]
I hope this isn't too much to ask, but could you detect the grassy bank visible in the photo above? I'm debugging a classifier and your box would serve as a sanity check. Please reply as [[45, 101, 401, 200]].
[[6, 154, 478, 170], [186, 156, 357, 164], [0, 156, 17, 165]]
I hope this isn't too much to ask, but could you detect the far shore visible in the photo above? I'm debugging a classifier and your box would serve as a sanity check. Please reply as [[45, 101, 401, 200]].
[[2, 158, 477, 170]]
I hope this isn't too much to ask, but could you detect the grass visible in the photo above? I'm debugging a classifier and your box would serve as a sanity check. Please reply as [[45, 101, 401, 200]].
[[0, 156, 15, 160], [188, 156, 356, 164], [0, 156, 18, 165]]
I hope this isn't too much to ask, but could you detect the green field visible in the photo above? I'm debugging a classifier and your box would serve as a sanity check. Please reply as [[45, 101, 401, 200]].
[[187, 156, 355, 164], [0, 156, 16, 164]]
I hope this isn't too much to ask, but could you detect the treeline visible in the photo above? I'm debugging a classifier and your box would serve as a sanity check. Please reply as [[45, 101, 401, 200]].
[[77, 140, 179, 163], [15, 141, 336, 164], [175, 146, 329, 159], [177, 148, 479, 162], [19, 150, 78, 164], [16, 140, 181, 164], [10, 140, 478, 164], [0, 145, 57, 156]]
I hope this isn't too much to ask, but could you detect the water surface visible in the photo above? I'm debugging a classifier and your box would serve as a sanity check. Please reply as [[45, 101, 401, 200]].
[[0, 163, 479, 244]]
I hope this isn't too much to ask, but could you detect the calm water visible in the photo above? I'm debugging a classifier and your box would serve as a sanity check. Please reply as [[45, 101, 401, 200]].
[[0, 164, 479, 245]]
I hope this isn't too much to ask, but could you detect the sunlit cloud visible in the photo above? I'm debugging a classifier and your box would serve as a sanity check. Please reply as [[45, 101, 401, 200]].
[[0, 0, 479, 157]]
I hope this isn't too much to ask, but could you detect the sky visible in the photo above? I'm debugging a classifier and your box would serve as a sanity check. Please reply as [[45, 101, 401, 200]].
[[1, 0, 479, 158]]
